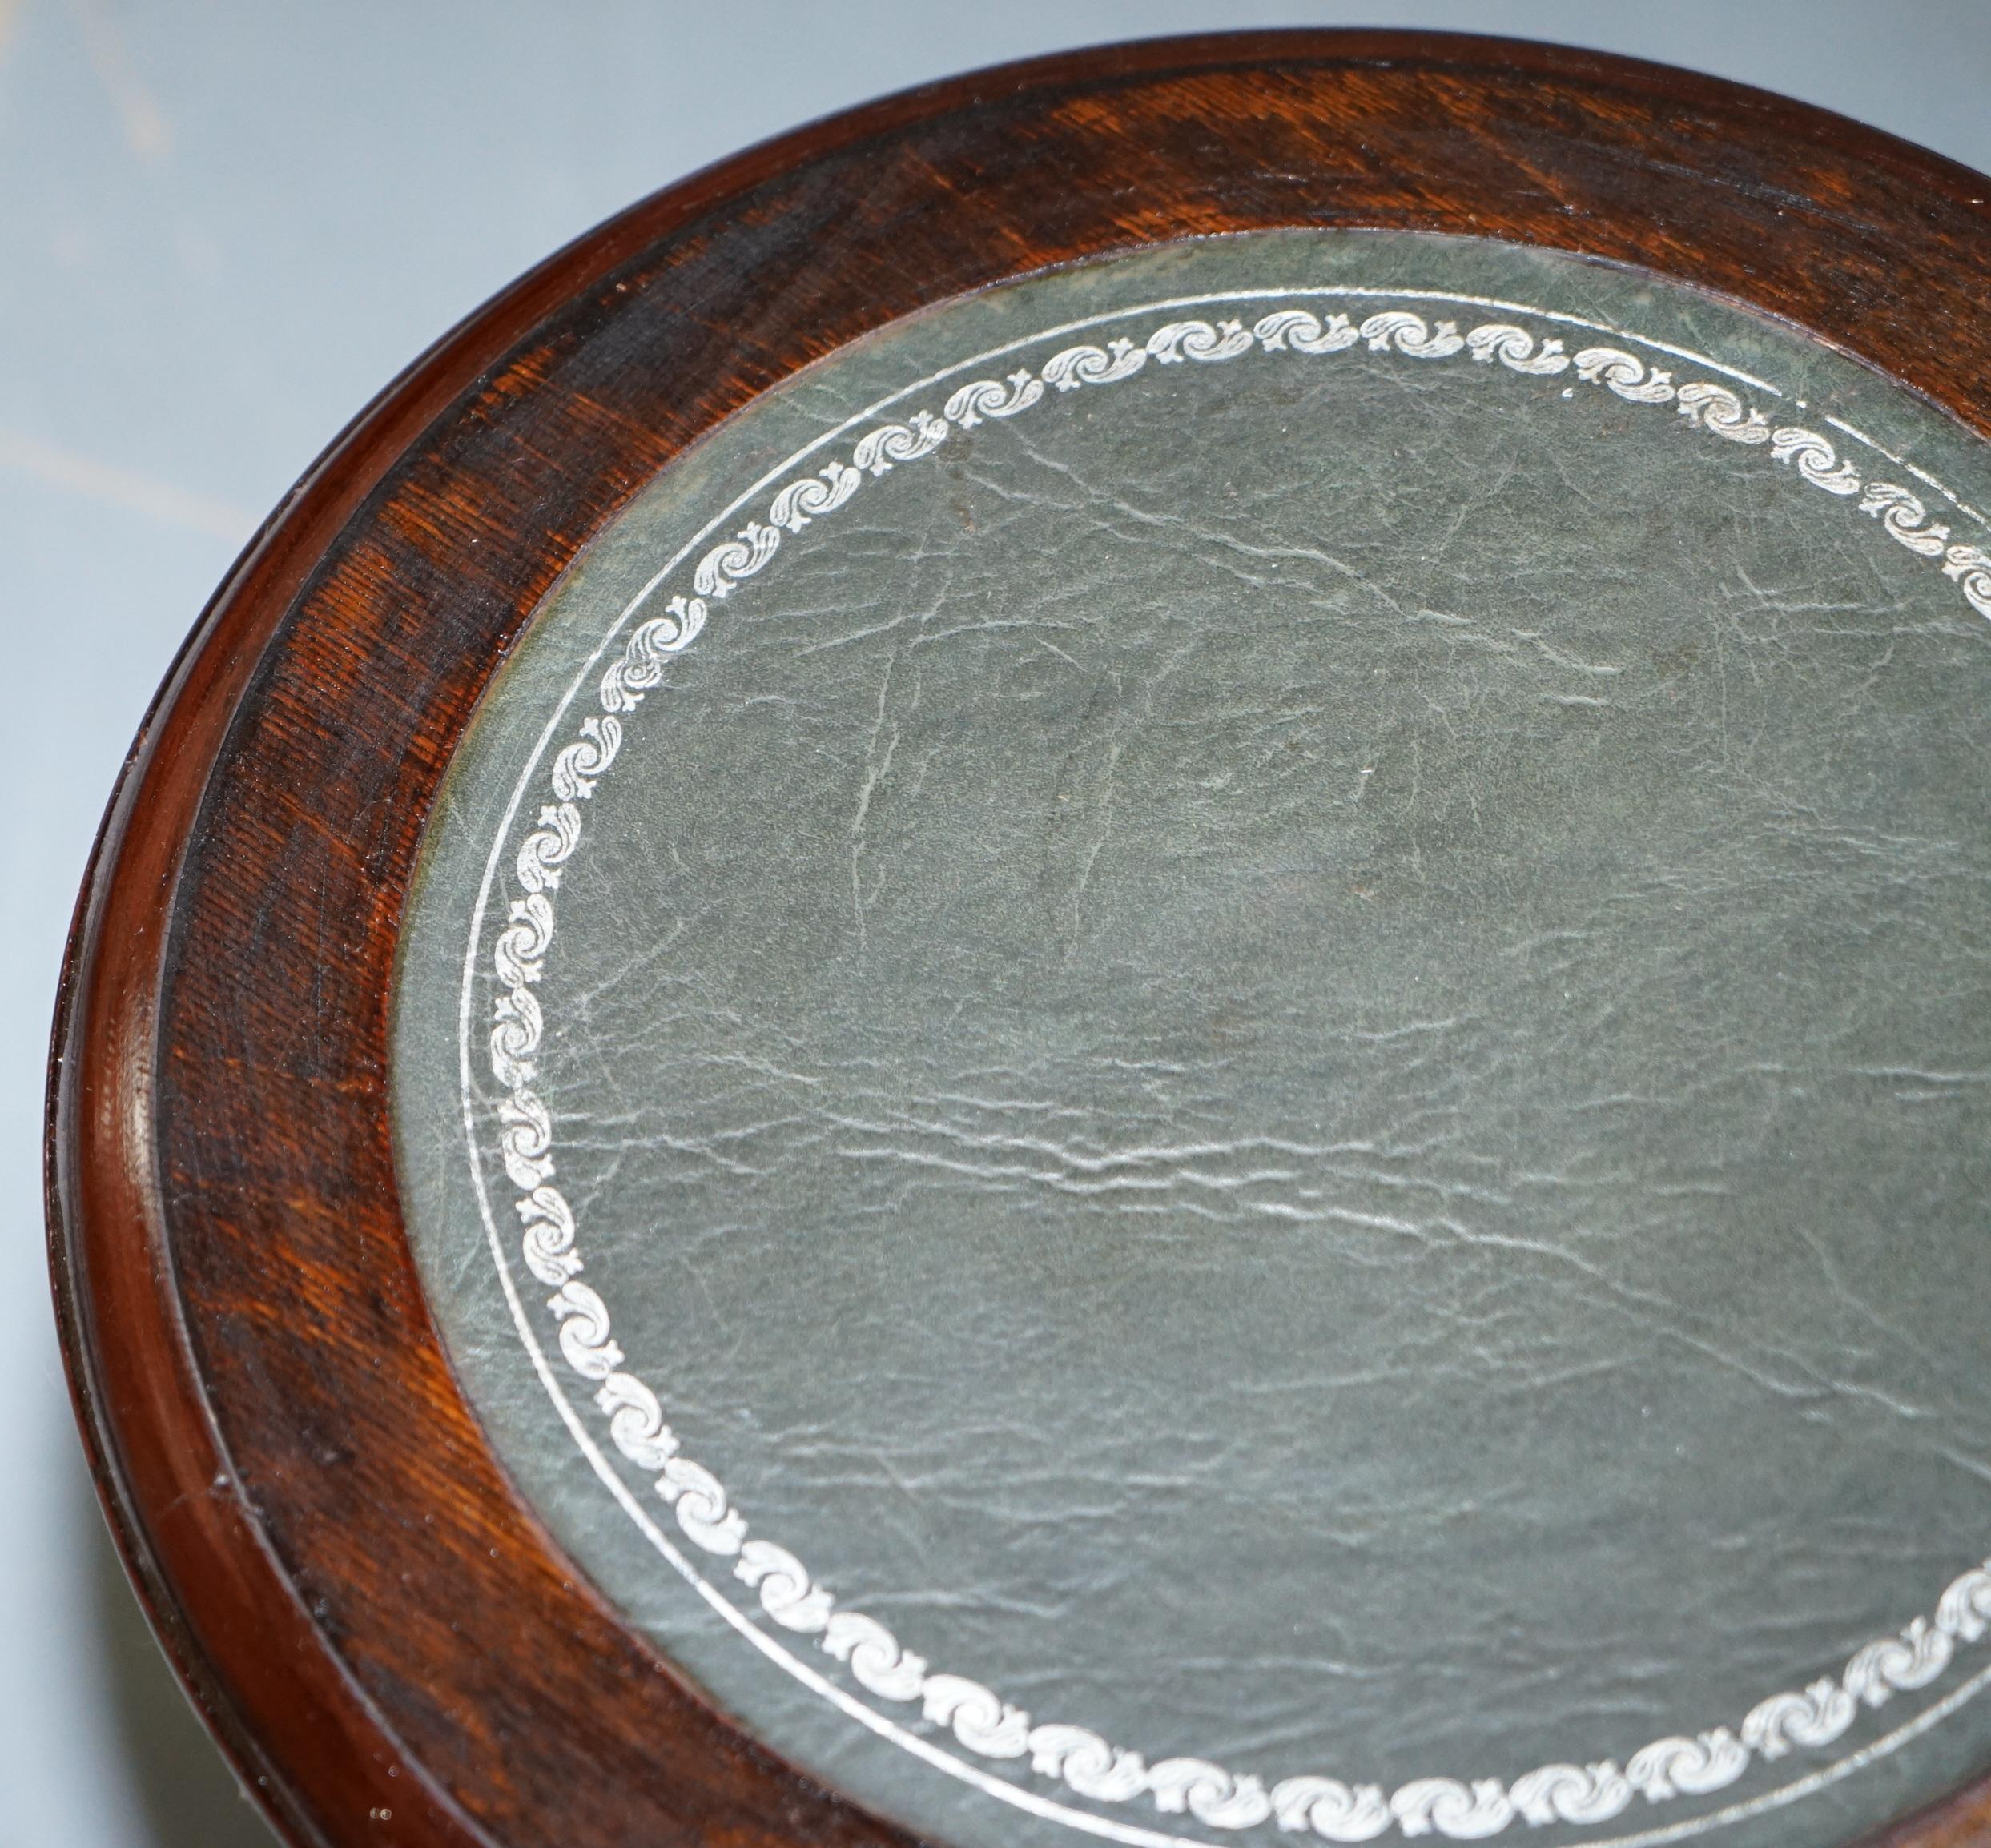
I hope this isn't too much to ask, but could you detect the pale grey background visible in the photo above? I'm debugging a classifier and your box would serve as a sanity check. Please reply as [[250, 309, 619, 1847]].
[[6, 6, 1989, 1845]]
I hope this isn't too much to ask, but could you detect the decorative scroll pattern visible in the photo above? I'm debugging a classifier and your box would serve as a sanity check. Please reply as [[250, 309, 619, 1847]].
[[482, 299, 1991, 1842]]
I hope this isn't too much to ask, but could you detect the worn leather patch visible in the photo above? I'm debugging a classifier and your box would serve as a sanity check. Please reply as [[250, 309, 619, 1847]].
[[392, 231, 1991, 1848]]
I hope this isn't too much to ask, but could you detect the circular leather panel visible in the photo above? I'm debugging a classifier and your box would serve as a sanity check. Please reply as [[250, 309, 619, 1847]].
[[392, 229, 1991, 1848]]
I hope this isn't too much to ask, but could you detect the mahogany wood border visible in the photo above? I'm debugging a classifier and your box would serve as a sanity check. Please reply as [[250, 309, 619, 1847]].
[[46, 30, 1991, 1848]]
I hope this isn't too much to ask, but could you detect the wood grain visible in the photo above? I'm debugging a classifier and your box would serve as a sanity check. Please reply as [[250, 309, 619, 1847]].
[[46, 30, 1991, 1848]]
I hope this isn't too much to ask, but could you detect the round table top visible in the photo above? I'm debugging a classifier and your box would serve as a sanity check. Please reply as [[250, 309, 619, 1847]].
[[47, 30, 1991, 1848]]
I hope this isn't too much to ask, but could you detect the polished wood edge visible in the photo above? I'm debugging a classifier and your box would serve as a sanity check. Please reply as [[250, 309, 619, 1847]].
[[47, 452, 503, 1847], [47, 27, 1991, 1848]]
